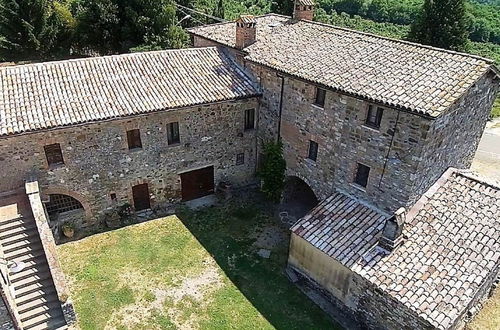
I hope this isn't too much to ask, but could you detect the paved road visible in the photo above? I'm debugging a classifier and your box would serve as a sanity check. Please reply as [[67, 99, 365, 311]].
[[471, 121, 500, 182]]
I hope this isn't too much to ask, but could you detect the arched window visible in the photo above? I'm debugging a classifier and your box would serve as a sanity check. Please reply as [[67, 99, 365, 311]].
[[46, 194, 83, 216]]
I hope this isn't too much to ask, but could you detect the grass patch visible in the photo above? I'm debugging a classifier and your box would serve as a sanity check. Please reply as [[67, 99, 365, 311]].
[[491, 96, 500, 118], [58, 203, 336, 329]]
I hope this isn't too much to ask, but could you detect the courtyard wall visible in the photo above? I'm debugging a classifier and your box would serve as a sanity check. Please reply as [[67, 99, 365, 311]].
[[0, 98, 260, 227]]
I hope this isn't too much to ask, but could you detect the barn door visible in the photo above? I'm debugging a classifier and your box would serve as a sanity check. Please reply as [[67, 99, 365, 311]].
[[180, 166, 215, 201], [132, 183, 151, 211]]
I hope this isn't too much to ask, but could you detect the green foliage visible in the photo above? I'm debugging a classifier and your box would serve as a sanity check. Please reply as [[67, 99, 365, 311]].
[[0, 0, 71, 61], [257, 140, 286, 202], [409, 0, 469, 51], [270, 0, 294, 15], [72, 0, 187, 55], [212, 0, 224, 20]]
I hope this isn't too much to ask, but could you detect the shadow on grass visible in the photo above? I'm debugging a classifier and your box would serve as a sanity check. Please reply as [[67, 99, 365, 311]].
[[176, 193, 340, 330]]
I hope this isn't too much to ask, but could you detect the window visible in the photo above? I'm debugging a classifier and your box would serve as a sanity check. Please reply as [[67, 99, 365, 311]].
[[167, 122, 180, 145], [44, 143, 64, 167], [127, 129, 142, 150], [244, 109, 255, 130], [110, 193, 117, 202], [46, 194, 83, 216], [236, 153, 245, 165], [314, 87, 326, 107], [365, 105, 384, 129], [307, 141, 318, 161], [354, 163, 370, 188]]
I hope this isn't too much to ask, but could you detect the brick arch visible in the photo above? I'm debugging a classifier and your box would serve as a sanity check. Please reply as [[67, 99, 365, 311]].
[[285, 172, 321, 200], [42, 186, 92, 219], [282, 175, 319, 219]]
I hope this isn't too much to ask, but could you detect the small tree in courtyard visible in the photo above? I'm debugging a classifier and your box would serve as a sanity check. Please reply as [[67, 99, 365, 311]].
[[258, 140, 286, 202], [409, 0, 469, 52]]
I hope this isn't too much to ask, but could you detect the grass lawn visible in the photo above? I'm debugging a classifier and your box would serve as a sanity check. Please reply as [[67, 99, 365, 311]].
[[492, 96, 500, 118], [57, 203, 336, 330], [468, 288, 500, 330]]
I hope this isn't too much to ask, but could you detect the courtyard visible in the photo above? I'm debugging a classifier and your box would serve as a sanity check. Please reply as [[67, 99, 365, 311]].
[[57, 200, 336, 329]]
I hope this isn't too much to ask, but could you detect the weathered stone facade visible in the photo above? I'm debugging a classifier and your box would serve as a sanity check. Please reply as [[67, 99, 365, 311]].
[[0, 98, 259, 227]]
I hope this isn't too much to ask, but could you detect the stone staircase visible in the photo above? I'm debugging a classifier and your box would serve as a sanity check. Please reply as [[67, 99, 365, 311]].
[[0, 192, 67, 329]]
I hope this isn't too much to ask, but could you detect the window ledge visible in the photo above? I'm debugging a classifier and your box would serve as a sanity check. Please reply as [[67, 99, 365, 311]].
[[48, 163, 65, 170], [304, 158, 317, 166], [362, 124, 380, 132], [128, 148, 143, 153], [311, 103, 324, 110], [166, 143, 181, 148], [350, 183, 367, 192]]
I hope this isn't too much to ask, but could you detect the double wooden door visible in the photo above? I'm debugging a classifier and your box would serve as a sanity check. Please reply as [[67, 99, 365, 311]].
[[180, 166, 214, 201]]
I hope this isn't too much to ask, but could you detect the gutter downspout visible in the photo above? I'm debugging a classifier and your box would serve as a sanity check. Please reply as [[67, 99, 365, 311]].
[[378, 109, 401, 188], [277, 74, 285, 141]]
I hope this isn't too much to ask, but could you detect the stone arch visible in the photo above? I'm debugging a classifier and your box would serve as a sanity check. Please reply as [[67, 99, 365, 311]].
[[42, 186, 92, 219], [280, 175, 319, 220]]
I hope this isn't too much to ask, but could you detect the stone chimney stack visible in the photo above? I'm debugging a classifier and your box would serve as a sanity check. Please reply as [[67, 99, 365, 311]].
[[235, 15, 257, 50], [379, 207, 406, 251], [293, 0, 315, 21]]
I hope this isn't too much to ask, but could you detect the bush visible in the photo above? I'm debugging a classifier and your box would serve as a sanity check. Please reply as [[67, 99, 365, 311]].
[[257, 140, 286, 203]]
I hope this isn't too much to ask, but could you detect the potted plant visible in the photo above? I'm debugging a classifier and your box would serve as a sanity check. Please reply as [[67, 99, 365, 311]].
[[61, 222, 75, 238]]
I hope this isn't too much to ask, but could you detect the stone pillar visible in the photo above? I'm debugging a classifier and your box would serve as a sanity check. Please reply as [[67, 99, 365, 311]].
[[235, 15, 256, 49]]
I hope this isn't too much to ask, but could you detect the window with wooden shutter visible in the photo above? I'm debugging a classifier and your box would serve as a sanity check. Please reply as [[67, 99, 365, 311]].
[[314, 87, 326, 107], [44, 143, 64, 167], [354, 163, 370, 188], [127, 129, 142, 150], [167, 122, 180, 145], [244, 109, 255, 130], [307, 141, 318, 161], [365, 105, 384, 129], [236, 153, 245, 165]]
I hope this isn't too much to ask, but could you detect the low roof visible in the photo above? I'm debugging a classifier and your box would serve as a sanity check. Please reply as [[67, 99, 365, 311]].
[[188, 14, 498, 117], [0, 47, 259, 136], [295, 169, 500, 329], [291, 191, 388, 268]]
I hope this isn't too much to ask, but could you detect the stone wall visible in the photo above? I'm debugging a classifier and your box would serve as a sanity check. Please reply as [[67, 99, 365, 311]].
[[288, 235, 434, 330], [412, 72, 499, 203], [0, 98, 260, 226], [246, 62, 433, 212], [0, 297, 13, 330]]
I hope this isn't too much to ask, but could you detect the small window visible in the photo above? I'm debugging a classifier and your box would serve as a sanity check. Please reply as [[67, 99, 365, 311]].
[[127, 129, 142, 150], [236, 153, 245, 165], [167, 122, 180, 145], [307, 141, 318, 161], [44, 143, 64, 167], [365, 105, 384, 129], [314, 88, 326, 107], [354, 163, 370, 188], [244, 109, 255, 130], [110, 193, 117, 202]]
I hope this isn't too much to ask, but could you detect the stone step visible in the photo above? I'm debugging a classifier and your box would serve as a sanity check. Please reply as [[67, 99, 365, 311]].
[[18, 295, 59, 314], [1, 228, 39, 247], [20, 302, 63, 324], [16, 285, 57, 306], [0, 218, 35, 232], [10, 256, 48, 273], [9, 257, 47, 278], [14, 278, 54, 298], [10, 266, 50, 284], [0, 221, 37, 240], [4, 242, 43, 260], [23, 314, 66, 330], [7, 248, 45, 264], [3, 238, 42, 254]]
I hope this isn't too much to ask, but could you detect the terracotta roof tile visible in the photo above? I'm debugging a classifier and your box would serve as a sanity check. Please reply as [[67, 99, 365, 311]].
[[189, 14, 497, 117], [0, 47, 259, 136]]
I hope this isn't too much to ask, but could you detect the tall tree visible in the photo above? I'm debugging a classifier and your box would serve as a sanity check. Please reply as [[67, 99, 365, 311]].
[[409, 0, 469, 51], [271, 0, 294, 16], [0, 0, 65, 61], [212, 0, 224, 21]]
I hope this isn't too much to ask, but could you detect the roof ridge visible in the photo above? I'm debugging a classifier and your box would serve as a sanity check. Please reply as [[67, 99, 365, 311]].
[[301, 19, 495, 64], [0, 47, 221, 70], [455, 169, 500, 191]]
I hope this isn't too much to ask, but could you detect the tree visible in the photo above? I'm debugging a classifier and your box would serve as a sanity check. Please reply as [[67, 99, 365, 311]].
[[212, 0, 224, 21], [257, 141, 286, 202], [72, 0, 187, 55], [271, 0, 294, 16], [409, 0, 469, 51], [0, 0, 67, 61]]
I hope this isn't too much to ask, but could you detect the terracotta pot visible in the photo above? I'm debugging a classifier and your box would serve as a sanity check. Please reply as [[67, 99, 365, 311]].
[[63, 227, 75, 238]]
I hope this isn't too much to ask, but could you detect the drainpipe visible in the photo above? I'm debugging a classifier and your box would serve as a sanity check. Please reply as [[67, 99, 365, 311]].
[[378, 109, 401, 188], [277, 74, 285, 141]]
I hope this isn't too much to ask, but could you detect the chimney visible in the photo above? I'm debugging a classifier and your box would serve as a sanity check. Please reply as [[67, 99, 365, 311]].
[[293, 0, 315, 21], [379, 207, 406, 251], [235, 15, 256, 50]]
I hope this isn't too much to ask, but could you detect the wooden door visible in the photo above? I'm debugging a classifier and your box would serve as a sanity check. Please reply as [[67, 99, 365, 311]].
[[132, 183, 151, 211], [180, 166, 215, 201]]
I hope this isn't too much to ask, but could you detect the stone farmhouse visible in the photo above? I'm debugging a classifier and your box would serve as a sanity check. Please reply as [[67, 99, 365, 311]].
[[0, 0, 498, 329]]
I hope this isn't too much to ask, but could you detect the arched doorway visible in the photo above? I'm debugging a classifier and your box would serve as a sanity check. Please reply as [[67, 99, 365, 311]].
[[279, 176, 319, 225]]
